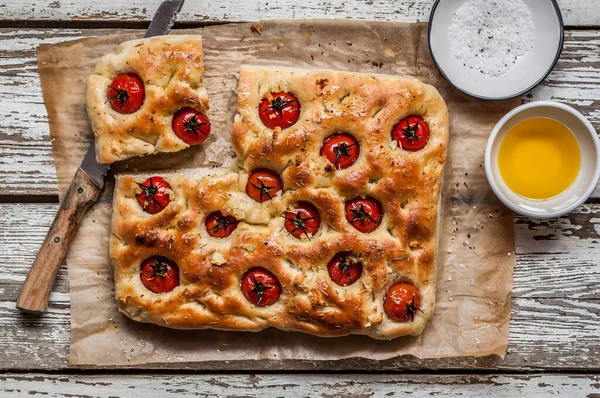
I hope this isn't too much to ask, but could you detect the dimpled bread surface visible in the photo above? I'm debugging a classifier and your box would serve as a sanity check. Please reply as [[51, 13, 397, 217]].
[[87, 35, 209, 164], [109, 65, 449, 339]]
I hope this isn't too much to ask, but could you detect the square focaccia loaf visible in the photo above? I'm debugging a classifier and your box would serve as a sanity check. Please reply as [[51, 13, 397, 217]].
[[87, 35, 209, 164], [109, 65, 448, 339]]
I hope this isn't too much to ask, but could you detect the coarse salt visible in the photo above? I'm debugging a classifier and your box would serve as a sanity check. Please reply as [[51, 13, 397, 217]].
[[449, 0, 534, 77]]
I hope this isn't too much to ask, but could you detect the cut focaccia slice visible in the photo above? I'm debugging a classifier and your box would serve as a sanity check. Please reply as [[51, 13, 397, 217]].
[[86, 35, 209, 164]]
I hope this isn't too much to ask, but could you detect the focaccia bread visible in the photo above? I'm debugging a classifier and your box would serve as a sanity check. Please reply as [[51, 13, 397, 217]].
[[109, 66, 449, 339], [86, 35, 209, 164]]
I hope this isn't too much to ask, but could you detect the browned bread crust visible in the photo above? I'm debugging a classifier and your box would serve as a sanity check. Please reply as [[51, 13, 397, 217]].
[[110, 65, 448, 339], [86, 35, 209, 164]]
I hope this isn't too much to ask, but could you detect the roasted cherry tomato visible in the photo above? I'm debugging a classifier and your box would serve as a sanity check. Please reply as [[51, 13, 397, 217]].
[[140, 256, 180, 293], [327, 252, 363, 287], [135, 176, 172, 215], [205, 211, 239, 238], [107, 73, 145, 114], [391, 115, 430, 152], [284, 201, 321, 239], [259, 92, 300, 129], [320, 133, 360, 170], [172, 107, 211, 145], [246, 168, 283, 203], [385, 283, 423, 322], [344, 196, 383, 233], [241, 267, 282, 307]]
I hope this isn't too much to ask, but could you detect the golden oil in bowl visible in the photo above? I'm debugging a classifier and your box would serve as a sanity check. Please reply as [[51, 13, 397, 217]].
[[498, 117, 581, 200]]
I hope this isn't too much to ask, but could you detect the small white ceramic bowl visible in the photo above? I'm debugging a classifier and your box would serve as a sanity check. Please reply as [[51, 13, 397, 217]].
[[429, 0, 563, 100], [485, 101, 600, 218]]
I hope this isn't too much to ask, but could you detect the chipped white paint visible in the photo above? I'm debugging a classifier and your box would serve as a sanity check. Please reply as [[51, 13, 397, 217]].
[[1, 28, 600, 196], [0, 373, 599, 397], [591, 217, 600, 235], [1, 203, 600, 369], [0, 0, 599, 27], [0, 29, 88, 195]]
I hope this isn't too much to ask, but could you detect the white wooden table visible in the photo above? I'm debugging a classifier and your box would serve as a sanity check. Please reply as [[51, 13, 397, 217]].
[[1, 1, 600, 396]]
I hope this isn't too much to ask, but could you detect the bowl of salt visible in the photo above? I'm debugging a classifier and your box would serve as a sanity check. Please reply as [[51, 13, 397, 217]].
[[428, 0, 563, 100]]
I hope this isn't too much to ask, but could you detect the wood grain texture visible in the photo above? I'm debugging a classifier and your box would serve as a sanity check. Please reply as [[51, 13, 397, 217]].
[[0, 29, 87, 197], [1, 28, 599, 197], [1, 373, 600, 397], [0, 0, 598, 27], [1, 203, 599, 370]]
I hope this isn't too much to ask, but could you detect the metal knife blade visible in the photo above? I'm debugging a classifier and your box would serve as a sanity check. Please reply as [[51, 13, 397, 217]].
[[80, 0, 186, 187], [80, 143, 109, 189], [145, 0, 186, 38]]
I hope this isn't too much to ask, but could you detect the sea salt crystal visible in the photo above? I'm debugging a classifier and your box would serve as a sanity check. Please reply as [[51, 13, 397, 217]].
[[449, 0, 534, 77]]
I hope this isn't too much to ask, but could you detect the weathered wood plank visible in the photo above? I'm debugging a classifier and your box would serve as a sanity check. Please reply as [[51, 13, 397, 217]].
[[513, 204, 600, 299], [1, 203, 599, 370], [0, 29, 90, 196], [0, 0, 597, 27], [1, 28, 600, 197], [1, 373, 599, 397]]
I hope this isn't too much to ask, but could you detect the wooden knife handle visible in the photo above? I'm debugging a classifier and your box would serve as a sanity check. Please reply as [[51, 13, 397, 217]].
[[16, 168, 102, 313]]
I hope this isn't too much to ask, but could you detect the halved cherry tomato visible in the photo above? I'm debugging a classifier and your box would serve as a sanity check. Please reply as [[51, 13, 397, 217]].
[[391, 115, 430, 152], [327, 252, 363, 287], [205, 211, 239, 238], [140, 256, 180, 293], [241, 267, 282, 307], [284, 201, 321, 239], [259, 92, 300, 129], [246, 169, 283, 203], [344, 196, 383, 233], [172, 107, 211, 145], [135, 176, 172, 215], [320, 133, 360, 170], [107, 73, 145, 114], [384, 283, 423, 322]]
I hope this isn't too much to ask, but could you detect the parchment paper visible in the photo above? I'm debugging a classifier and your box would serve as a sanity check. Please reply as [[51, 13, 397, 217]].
[[37, 21, 517, 366]]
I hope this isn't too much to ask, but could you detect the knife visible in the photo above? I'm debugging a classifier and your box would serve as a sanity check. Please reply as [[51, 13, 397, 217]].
[[16, 0, 186, 314]]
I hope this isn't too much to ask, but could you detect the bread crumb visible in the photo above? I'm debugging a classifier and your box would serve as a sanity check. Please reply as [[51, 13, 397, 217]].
[[251, 23, 263, 34], [203, 139, 235, 168]]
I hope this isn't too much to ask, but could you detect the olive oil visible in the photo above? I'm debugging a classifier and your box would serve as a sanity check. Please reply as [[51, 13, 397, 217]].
[[498, 118, 580, 200]]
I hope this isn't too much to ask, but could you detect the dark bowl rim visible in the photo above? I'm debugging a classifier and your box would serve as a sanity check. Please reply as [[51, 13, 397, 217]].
[[427, 0, 565, 101]]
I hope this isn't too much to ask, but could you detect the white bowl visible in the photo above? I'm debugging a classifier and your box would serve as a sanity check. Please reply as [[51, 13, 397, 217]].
[[485, 101, 600, 218], [429, 0, 563, 100]]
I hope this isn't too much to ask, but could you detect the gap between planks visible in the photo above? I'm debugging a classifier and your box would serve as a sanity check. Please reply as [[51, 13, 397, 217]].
[[0, 373, 599, 397]]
